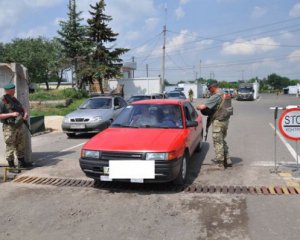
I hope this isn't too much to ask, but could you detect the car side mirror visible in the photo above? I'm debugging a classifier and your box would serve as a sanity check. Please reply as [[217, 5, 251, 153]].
[[186, 120, 198, 128], [114, 105, 120, 110]]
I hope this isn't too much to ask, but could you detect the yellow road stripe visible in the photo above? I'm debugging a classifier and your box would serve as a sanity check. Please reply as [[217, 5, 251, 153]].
[[281, 187, 290, 195]]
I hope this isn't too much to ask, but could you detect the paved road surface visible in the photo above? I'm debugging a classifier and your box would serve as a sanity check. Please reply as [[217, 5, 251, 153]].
[[1, 93, 300, 240]]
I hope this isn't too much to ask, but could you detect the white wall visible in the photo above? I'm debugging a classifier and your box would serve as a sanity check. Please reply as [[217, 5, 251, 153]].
[[108, 77, 161, 100]]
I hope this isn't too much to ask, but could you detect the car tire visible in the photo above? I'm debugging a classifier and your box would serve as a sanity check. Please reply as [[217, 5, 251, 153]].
[[173, 153, 189, 186], [195, 141, 202, 152], [66, 133, 75, 138]]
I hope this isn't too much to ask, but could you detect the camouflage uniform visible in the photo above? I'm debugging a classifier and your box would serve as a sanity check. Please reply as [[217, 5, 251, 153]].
[[204, 91, 231, 166], [212, 119, 230, 163], [3, 124, 25, 161], [0, 94, 26, 166]]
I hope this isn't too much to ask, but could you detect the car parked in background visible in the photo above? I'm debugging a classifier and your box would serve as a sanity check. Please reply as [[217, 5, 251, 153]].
[[62, 95, 127, 137], [166, 91, 187, 99], [79, 99, 203, 185], [127, 93, 165, 104]]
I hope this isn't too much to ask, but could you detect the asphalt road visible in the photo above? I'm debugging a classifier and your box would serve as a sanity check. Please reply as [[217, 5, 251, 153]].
[[1, 93, 300, 240]]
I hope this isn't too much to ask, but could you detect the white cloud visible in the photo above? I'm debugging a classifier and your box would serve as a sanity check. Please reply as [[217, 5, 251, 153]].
[[0, 1, 24, 28], [251, 6, 267, 18], [250, 58, 279, 70], [222, 37, 279, 55], [289, 3, 300, 17], [175, 6, 185, 19], [167, 30, 197, 53], [17, 26, 49, 39], [288, 50, 300, 62], [145, 18, 160, 31], [126, 31, 140, 41], [196, 40, 214, 50], [279, 31, 293, 40]]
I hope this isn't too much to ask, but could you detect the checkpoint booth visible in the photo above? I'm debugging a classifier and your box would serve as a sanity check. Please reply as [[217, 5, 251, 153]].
[[0, 63, 32, 165]]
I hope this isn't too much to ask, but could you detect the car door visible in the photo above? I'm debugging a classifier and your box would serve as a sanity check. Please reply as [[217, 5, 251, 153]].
[[183, 102, 202, 153]]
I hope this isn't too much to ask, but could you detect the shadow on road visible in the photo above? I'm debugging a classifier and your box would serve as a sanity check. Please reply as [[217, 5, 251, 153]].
[[32, 151, 75, 167]]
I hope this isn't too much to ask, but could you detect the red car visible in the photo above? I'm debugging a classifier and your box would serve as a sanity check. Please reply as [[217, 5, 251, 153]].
[[79, 99, 203, 185]]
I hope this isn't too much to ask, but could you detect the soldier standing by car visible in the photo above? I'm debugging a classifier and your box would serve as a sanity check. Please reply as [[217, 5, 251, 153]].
[[0, 83, 32, 170], [196, 83, 232, 169]]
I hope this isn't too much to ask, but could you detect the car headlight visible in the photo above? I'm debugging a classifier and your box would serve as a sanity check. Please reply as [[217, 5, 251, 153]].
[[81, 150, 100, 159], [146, 152, 176, 160], [90, 116, 102, 122], [63, 117, 70, 123]]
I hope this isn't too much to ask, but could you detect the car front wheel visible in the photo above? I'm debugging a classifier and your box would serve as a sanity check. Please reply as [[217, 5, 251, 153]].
[[174, 153, 189, 186]]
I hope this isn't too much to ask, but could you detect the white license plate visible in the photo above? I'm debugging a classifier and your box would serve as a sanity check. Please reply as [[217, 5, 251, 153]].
[[70, 124, 85, 129], [109, 160, 155, 179], [100, 175, 112, 181], [130, 179, 144, 183]]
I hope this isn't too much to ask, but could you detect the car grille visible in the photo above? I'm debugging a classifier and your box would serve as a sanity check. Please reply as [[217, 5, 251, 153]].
[[70, 118, 89, 122], [101, 151, 144, 160]]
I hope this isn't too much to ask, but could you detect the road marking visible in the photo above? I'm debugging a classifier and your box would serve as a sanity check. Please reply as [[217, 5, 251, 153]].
[[60, 143, 85, 152], [269, 123, 299, 162], [251, 161, 297, 167]]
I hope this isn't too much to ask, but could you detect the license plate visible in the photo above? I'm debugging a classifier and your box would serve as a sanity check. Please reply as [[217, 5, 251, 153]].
[[70, 124, 85, 129], [130, 179, 144, 183], [109, 160, 155, 179], [100, 175, 112, 181]]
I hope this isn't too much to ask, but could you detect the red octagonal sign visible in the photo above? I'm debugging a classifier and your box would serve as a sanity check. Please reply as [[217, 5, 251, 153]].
[[279, 108, 300, 141]]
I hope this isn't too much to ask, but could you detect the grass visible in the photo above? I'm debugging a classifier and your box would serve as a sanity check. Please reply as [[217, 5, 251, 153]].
[[29, 88, 88, 116]]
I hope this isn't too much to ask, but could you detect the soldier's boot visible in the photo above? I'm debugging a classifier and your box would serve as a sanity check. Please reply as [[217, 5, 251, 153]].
[[7, 160, 20, 173], [210, 159, 225, 170], [18, 158, 33, 169], [8, 160, 16, 168], [225, 157, 232, 168]]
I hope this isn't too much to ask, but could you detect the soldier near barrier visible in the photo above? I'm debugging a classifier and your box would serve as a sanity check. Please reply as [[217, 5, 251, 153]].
[[0, 83, 32, 170], [196, 83, 233, 170]]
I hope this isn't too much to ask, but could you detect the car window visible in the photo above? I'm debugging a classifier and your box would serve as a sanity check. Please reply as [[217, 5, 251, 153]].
[[112, 104, 183, 128], [184, 102, 198, 121], [79, 98, 112, 109]]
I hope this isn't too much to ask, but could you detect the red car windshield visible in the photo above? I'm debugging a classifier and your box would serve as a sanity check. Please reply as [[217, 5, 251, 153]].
[[112, 104, 183, 128]]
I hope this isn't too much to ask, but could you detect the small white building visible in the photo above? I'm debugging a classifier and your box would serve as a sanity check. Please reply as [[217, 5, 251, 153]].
[[108, 77, 161, 100], [284, 84, 300, 95]]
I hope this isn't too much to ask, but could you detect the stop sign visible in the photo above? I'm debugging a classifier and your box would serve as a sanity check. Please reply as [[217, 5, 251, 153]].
[[279, 108, 300, 141]]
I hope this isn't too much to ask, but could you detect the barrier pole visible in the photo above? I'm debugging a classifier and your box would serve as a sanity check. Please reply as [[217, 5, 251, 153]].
[[269, 106, 283, 174]]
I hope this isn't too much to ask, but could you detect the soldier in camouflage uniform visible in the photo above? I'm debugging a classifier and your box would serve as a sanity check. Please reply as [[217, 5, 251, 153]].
[[197, 83, 232, 170], [0, 83, 31, 170]]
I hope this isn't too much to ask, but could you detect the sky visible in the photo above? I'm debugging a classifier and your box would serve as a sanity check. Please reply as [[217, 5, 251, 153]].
[[0, 0, 300, 84]]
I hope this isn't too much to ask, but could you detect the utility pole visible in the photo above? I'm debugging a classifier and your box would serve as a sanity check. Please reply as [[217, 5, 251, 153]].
[[132, 56, 135, 78], [199, 60, 201, 80], [160, 4, 167, 93], [146, 64, 149, 77], [160, 25, 166, 93]]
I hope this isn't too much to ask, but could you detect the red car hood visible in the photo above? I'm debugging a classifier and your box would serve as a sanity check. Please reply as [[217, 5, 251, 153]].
[[83, 127, 187, 152]]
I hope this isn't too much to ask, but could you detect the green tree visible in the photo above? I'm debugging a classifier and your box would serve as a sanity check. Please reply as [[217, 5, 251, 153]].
[[83, 0, 129, 93], [57, 0, 88, 88], [267, 73, 290, 90], [2, 37, 60, 89], [0, 42, 5, 62]]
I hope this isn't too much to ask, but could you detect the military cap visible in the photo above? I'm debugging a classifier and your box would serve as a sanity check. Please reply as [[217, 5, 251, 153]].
[[207, 82, 218, 89], [3, 83, 15, 90]]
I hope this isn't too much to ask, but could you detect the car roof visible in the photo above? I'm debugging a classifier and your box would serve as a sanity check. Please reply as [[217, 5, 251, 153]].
[[131, 99, 188, 105]]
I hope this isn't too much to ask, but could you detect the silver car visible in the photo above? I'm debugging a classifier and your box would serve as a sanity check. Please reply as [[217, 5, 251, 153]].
[[62, 95, 127, 137]]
